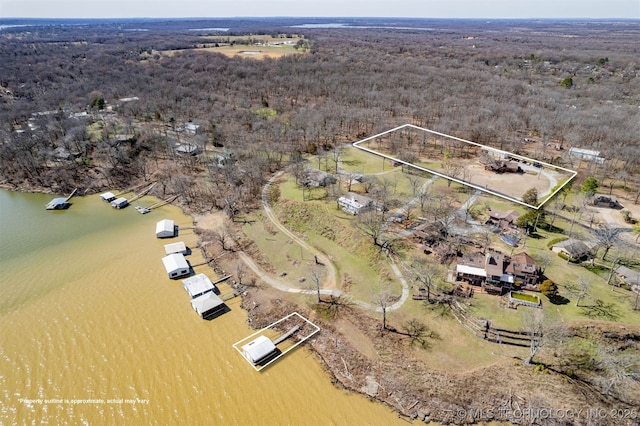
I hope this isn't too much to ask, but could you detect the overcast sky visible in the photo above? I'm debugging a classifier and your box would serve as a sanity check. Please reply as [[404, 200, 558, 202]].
[[1, 0, 639, 19]]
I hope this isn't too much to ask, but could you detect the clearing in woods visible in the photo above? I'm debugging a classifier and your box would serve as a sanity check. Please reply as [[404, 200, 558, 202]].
[[353, 123, 576, 209]]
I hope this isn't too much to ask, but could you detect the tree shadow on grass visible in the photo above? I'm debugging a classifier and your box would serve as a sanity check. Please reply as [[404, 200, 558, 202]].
[[580, 299, 621, 321], [546, 294, 570, 305], [538, 223, 564, 234]]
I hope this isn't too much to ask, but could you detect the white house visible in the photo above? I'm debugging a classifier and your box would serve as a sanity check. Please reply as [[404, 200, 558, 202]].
[[164, 241, 187, 255], [162, 253, 190, 279], [155, 219, 176, 238], [182, 273, 215, 299], [110, 197, 128, 209], [190, 292, 224, 319], [241, 335, 277, 365], [179, 122, 200, 134], [337, 192, 374, 215], [568, 147, 605, 164]]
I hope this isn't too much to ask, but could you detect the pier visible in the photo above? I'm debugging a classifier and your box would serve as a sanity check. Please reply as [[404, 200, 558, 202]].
[[128, 182, 157, 203], [135, 195, 178, 214], [45, 188, 77, 210], [232, 312, 320, 371]]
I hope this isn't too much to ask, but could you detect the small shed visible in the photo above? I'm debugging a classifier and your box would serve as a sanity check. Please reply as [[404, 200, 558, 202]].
[[110, 197, 128, 209], [182, 273, 215, 299], [164, 241, 187, 255], [241, 335, 277, 365], [190, 292, 224, 319], [156, 219, 176, 238], [176, 144, 200, 155], [162, 253, 190, 279], [100, 192, 116, 202]]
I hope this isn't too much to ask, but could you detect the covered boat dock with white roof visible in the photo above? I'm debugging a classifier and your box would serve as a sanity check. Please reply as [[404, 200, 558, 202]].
[[161, 253, 190, 279], [190, 292, 225, 319], [164, 241, 187, 255], [182, 273, 216, 299], [156, 219, 176, 238]]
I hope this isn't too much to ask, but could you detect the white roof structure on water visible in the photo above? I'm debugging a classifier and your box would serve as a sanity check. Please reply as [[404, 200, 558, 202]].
[[164, 241, 187, 255], [161, 253, 190, 279], [156, 219, 175, 238], [46, 197, 69, 210], [110, 197, 128, 208], [100, 192, 116, 202], [191, 292, 224, 318], [182, 273, 215, 299], [242, 335, 276, 365]]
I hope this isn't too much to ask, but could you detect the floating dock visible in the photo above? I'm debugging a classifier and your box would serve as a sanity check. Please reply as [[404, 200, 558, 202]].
[[45, 188, 77, 210], [135, 195, 178, 214], [232, 312, 320, 371]]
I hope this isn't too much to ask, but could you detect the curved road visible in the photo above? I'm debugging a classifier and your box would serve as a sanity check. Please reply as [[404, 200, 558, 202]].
[[238, 167, 411, 312]]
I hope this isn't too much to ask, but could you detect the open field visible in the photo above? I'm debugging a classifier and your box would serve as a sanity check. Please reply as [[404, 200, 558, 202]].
[[157, 36, 306, 59], [354, 124, 576, 209], [244, 192, 403, 301]]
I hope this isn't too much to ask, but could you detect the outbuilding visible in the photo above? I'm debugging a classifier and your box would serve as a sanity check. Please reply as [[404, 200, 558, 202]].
[[156, 219, 176, 238], [182, 273, 215, 299], [241, 335, 277, 365], [161, 253, 190, 279], [190, 292, 225, 319], [110, 197, 128, 209], [164, 241, 187, 255]]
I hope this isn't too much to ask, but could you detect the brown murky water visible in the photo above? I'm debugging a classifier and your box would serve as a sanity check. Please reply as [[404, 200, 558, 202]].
[[0, 190, 403, 425]]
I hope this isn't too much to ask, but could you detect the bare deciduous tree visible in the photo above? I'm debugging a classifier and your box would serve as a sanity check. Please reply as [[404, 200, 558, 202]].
[[594, 224, 623, 261]]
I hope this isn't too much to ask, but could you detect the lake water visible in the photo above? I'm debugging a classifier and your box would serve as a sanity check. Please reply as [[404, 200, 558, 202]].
[[0, 189, 403, 425]]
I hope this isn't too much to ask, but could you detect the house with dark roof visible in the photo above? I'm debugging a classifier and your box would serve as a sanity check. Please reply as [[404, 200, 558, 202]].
[[505, 252, 541, 287], [551, 238, 595, 261], [488, 209, 520, 229], [301, 169, 337, 188], [455, 251, 541, 294]]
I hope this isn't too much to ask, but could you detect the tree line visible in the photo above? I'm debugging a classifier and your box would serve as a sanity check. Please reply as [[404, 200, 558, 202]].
[[0, 19, 638, 212]]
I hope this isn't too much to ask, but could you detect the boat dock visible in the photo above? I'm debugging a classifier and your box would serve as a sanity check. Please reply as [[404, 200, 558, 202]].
[[232, 312, 320, 371], [135, 195, 178, 214], [45, 188, 77, 210]]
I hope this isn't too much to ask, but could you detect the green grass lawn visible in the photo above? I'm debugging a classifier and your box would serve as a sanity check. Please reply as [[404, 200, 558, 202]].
[[392, 297, 527, 371], [244, 183, 404, 301], [242, 212, 317, 289], [245, 158, 640, 378], [340, 147, 393, 175]]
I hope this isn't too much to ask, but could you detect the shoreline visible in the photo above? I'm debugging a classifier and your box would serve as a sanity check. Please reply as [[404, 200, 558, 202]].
[[4, 185, 638, 425]]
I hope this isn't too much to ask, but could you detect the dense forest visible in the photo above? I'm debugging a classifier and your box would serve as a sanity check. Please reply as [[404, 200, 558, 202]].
[[2, 18, 640, 424], [1, 18, 639, 214]]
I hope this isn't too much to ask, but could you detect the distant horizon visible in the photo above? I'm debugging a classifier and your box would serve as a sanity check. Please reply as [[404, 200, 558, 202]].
[[1, 0, 638, 20], [2, 16, 640, 21]]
